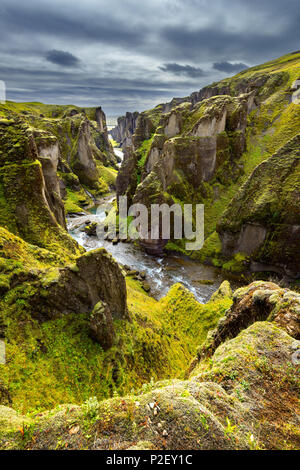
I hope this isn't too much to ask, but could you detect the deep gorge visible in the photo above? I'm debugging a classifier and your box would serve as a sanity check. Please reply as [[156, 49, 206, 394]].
[[0, 51, 299, 451]]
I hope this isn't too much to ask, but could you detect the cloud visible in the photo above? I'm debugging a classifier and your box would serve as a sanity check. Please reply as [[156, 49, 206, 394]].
[[45, 50, 80, 67], [159, 63, 206, 78], [0, 0, 299, 115], [213, 61, 248, 73]]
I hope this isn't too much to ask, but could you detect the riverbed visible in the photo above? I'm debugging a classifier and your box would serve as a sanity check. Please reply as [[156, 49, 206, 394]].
[[67, 144, 227, 303]]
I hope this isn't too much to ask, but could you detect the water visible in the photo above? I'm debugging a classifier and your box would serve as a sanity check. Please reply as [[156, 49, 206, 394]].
[[68, 207, 225, 303], [67, 146, 227, 304], [108, 133, 124, 166]]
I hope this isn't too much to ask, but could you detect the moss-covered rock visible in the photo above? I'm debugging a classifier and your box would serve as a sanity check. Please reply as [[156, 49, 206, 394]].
[[1, 318, 298, 450], [218, 134, 300, 277], [210, 280, 232, 302], [198, 281, 300, 359]]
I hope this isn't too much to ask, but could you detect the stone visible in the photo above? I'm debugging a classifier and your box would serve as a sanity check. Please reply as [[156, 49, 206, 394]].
[[89, 301, 115, 350], [141, 281, 151, 293], [210, 281, 232, 302], [199, 281, 300, 358]]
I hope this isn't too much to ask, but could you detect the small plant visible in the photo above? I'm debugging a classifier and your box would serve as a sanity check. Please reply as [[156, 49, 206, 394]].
[[247, 432, 261, 450], [235, 388, 245, 402], [224, 417, 237, 436], [141, 377, 155, 393], [199, 413, 209, 431], [83, 396, 100, 420]]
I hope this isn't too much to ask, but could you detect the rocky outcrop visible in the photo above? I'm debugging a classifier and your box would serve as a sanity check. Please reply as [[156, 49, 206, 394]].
[[116, 147, 138, 206], [199, 281, 300, 359], [114, 54, 297, 264], [210, 280, 232, 302], [110, 111, 139, 149], [189, 71, 286, 108], [121, 94, 250, 254], [89, 300, 116, 350], [23, 248, 128, 323], [0, 119, 77, 252], [1, 298, 299, 449], [71, 118, 100, 188], [217, 134, 300, 277], [6, 105, 117, 217], [34, 131, 66, 228]]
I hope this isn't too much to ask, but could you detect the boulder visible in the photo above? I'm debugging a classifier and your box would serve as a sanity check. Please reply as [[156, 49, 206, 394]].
[[210, 280, 232, 302], [27, 248, 128, 322], [199, 281, 300, 358], [89, 301, 115, 350]]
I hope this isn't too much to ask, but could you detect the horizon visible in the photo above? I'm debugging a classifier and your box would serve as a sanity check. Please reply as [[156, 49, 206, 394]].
[[0, 0, 299, 115], [2, 49, 298, 123]]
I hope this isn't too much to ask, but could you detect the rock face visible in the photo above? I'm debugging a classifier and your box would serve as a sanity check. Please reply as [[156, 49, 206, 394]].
[[114, 52, 299, 268], [110, 111, 139, 149], [35, 132, 66, 229], [0, 119, 76, 252], [89, 300, 116, 350], [25, 249, 128, 323], [116, 94, 250, 254], [116, 147, 138, 206], [199, 281, 300, 358], [71, 118, 100, 187], [217, 134, 300, 277], [0, 102, 118, 224]]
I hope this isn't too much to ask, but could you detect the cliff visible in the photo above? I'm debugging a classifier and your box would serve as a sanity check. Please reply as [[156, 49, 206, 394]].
[[116, 51, 300, 279], [110, 111, 139, 149], [0, 101, 118, 215]]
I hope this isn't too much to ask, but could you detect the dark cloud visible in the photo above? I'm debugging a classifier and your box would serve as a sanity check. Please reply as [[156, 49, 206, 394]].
[[45, 50, 80, 67], [213, 61, 248, 73], [0, 3, 146, 48], [0, 0, 299, 115], [159, 63, 206, 78]]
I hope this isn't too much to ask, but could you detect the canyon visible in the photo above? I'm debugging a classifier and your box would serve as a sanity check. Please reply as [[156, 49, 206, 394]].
[[0, 51, 299, 450]]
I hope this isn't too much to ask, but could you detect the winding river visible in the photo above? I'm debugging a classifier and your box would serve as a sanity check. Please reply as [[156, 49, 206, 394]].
[[67, 145, 228, 303]]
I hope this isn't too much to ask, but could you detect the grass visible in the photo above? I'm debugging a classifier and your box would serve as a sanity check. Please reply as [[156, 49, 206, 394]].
[[0, 274, 231, 414]]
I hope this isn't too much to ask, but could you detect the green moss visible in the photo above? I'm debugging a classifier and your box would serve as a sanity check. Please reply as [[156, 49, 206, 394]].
[[222, 253, 249, 274], [0, 265, 231, 414]]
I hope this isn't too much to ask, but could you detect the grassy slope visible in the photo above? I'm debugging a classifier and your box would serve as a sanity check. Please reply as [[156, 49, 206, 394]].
[[0, 257, 230, 413]]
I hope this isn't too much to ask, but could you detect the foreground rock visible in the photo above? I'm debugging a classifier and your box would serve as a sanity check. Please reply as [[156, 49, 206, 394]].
[[198, 281, 300, 358], [0, 281, 299, 450], [0, 320, 299, 450]]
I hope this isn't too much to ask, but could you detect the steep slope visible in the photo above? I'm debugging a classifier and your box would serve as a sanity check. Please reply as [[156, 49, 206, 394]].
[[0, 282, 299, 450], [116, 51, 300, 279], [217, 134, 300, 278], [0, 102, 118, 216], [110, 111, 139, 149]]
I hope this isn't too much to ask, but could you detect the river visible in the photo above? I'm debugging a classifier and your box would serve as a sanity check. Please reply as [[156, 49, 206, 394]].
[[67, 144, 228, 304]]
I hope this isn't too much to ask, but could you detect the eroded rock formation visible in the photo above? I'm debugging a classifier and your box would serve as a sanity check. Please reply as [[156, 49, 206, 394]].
[[110, 111, 139, 149]]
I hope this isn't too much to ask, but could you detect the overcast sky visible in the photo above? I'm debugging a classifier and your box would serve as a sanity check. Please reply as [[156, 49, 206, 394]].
[[0, 0, 299, 117]]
